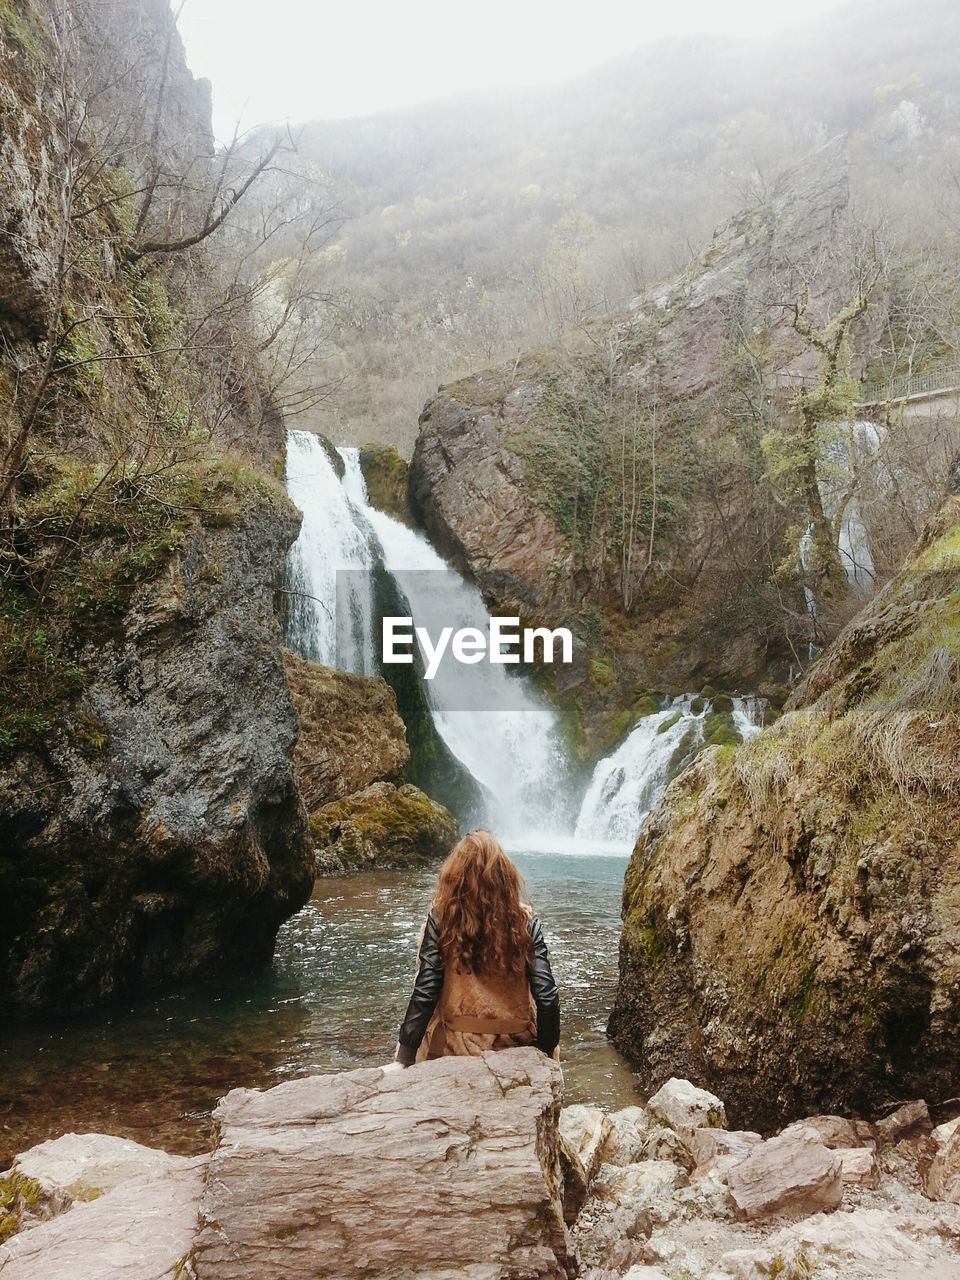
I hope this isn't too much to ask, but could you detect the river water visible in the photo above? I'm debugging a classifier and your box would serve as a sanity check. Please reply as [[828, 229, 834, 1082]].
[[0, 848, 638, 1166]]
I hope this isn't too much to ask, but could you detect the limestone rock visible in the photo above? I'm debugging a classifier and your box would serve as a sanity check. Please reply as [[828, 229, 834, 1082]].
[[0, 498, 314, 1013], [687, 1129, 762, 1179], [1, 1133, 192, 1235], [926, 1131, 960, 1203], [574, 1161, 685, 1268], [726, 1130, 843, 1221], [0, 1159, 206, 1280], [877, 1100, 933, 1144], [715, 1206, 960, 1279], [558, 1131, 590, 1224], [192, 1049, 575, 1279], [647, 1078, 726, 1133], [311, 781, 458, 874], [836, 1145, 879, 1187], [608, 494, 960, 1129], [599, 1106, 654, 1167], [559, 1106, 612, 1183], [284, 652, 409, 809], [781, 1115, 875, 1149]]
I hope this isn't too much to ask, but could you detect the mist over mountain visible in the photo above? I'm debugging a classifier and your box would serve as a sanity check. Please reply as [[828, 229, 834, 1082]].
[[287, 0, 960, 447]]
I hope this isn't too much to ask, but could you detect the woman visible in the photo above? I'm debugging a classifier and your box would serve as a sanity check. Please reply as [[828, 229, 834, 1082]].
[[393, 830, 561, 1066]]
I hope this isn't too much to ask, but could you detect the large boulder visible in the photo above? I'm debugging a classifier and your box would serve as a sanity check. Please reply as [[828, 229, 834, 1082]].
[[0, 497, 314, 1013], [726, 1130, 843, 1221], [192, 1049, 575, 1279], [283, 651, 409, 809], [608, 496, 960, 1128], [311, 781, 458, 874]]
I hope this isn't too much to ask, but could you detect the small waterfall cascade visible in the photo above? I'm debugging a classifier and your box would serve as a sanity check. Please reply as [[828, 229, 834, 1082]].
[[336, 447, 571, 844], [573, 695, 764, 846], [284, 431, 377, 673]]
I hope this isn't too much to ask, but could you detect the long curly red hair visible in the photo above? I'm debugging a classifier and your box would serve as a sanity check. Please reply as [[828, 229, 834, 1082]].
[[432, 830, 532, 976]]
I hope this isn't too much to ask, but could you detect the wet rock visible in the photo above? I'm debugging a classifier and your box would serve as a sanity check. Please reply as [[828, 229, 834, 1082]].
[[310, 781, 458, 874], [283, 652, 409, 809], [0, 1159, 206, 1280], [647, 1078, 727, 1133], [1, 1133, 192, 1235], [192, 1049, 574, 1279], [726, 1130, 843, 1221]]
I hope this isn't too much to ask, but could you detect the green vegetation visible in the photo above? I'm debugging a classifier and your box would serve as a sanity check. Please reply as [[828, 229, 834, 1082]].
[[0, 452, 290, 758], [0, 1170, 43, 1243]]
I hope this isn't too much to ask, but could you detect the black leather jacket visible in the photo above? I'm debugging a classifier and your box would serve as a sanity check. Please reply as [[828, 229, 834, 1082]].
[[396, 912, 560, 1066]]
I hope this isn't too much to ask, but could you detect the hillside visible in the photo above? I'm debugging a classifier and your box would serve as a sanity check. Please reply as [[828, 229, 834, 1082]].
[[288, 0, 960, 449]]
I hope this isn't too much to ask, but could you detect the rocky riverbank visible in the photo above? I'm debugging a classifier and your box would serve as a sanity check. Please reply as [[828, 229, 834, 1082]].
[[3, 1055, 960, 1278]]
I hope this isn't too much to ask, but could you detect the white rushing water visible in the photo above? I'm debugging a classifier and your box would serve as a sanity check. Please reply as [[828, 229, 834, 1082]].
[[573, 695, 765, 846], [287, 433, 770, 853], [285, 431, 377, 672], [287, 438, 570, 843]]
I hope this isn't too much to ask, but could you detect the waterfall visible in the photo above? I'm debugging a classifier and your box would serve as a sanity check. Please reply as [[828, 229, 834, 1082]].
[[284, 431, 377, 673], [285, 435, 570, 843], [573, 694, 765, 847], [337, 448, 571, 844]]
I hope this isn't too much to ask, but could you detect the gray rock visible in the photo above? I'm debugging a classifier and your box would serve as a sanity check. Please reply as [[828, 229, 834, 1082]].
[[0, 499, 314, 1012], [192, 1049, 575, 1279]]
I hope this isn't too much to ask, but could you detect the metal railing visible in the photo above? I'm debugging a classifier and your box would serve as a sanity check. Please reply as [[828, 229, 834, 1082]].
[[857, 365, 960, 405]]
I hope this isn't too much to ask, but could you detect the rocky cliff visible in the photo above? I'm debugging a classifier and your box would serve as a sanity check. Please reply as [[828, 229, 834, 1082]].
[[408, 140, 913, 754], [0, 1, 313, 1010], [608, 478, 960, 1129]]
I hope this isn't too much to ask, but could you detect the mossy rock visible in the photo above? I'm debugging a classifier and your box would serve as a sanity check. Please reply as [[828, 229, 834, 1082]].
[[314, 433, 345, 479], [702, 710, 739, 749], [358, 443, 414, 527], [310, 781, 458, 875], [0, 1171, 44, 1243]]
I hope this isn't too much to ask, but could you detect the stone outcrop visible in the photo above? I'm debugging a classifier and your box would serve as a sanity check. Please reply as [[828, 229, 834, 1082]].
[[358, 442, 415, 527], [0, 2, 313, 1010], [609, 492, 960, 1127], [0, 1133, 193, 1238], [0, 1158, 206, 1280], [0, 497, 314, 1012], [283, 651, 409, 809], [192, 1050, 574, 1280], [311, 780, 458, 874], [6, 1073, 960, 1279], [409, 140, 887, 752]]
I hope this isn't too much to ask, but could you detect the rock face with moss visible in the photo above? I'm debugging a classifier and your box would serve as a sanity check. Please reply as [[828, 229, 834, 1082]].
[[608, 489, 960, 1129], [283, 650, 408, 809], [0, 492, 314, 1011], [409, 140, 890, 754], [311, 781, 458, 875], [0, 2, 313, 1010], [358, 442, 415, 526]]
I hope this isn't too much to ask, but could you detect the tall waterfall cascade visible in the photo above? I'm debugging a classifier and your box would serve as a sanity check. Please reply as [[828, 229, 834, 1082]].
[[285, 432, 770, 853]]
